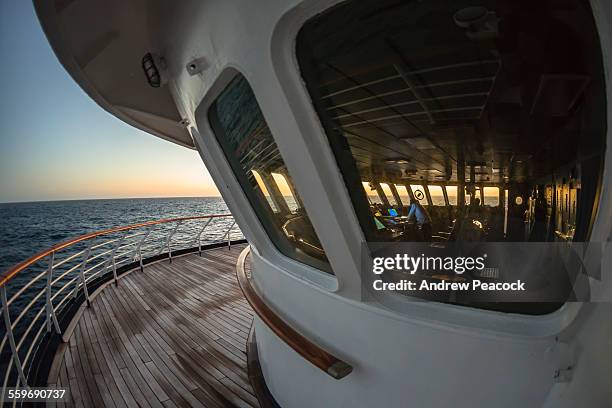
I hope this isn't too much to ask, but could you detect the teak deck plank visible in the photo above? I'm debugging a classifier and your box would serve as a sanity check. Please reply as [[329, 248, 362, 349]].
[[49, 244, 258, 407]]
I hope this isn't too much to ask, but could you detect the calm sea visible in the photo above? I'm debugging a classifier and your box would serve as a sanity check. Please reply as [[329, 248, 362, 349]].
[[0, 197, 229, 280], [0, 197, 235, 371]]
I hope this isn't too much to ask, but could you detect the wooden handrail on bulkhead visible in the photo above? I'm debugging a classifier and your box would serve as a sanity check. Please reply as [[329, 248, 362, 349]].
[[235, 246, 353, 380]]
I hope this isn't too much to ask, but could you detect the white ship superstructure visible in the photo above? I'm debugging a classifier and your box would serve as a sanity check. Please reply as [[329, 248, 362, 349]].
[[0, 1, 610, 407]]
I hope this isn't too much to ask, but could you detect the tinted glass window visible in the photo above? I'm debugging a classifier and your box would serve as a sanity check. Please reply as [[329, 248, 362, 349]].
[[395, 184, 410, 205], [362, 182, 383, 204], [298, 0, 604, 243], [252, 170, 278, 212], [410, 185, 428, 205], [483, 187, 500, 207], [445, 186, 458, 205], [209, 74, 331, 273], [272, 172, 299, 212], [380, 183, 397, 206], [297, 0, 606, 311], [428, 185, 445, 206]]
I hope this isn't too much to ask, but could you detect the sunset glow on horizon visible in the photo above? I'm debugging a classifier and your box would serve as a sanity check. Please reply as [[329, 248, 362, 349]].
[[0, 2, 221, 203], [0, 136, 221, 202]]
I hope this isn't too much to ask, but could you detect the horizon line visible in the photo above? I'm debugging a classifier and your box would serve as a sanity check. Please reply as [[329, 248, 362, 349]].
[[0, 195, 225, 205]]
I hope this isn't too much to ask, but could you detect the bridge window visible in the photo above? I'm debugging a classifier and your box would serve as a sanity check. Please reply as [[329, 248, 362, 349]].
[[251, 170, 278, 212], [445, 186, 458, 205], [394, 185, 410, 206], [362, 182, 383, 204], [209, 74, 331, 274], [410, 185, 428, 205], [271, 172, 299, 212], [483, 187, 500, 207], [428, 186, 445, 206], [464, 187, 480, 206], [380, 183, 397, 206], [297, 0, 606, 312]]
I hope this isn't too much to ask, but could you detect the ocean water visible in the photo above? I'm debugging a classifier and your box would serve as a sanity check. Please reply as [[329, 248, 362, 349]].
[[0, 197, 234, 375], [0, 197, 230, 274]]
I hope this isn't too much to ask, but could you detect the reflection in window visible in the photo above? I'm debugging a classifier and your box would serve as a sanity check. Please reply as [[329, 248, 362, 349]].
[[380, 183, 397, 206], [272, 172, 299, 212], [445, 186, 458, 205], [428, 186, 445, 206], [394, 185, 410, 206], [251, 170, 278, 212], [209, 74, 331, 273], [297, 0, 606, 312], [483, 187, 500, 207], [362, 182, 383, 204], [410, 185, 428, 205], [468, 187, 484, 203]]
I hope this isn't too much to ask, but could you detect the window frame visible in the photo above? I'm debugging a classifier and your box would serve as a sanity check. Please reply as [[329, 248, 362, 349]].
[[394, 184, 412, 206], [204, 70, 335, 279], [445, 185, 459, 205], [379, 183, 398, 206], [483, 186, 501, 207], [251, 169, 280, 213], [409, 184, 430, 206], [265, 0, 611, 327], [362, 181, 384, 205], [271, 172, 300, 212], [426, 185, 446, 206]]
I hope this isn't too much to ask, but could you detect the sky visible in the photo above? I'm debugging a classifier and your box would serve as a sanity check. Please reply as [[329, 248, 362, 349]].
[[0, 1, 220, 203]]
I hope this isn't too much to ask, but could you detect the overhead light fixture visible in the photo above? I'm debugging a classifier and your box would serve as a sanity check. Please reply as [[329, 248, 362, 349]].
[[400, 169, 417, 178], [402, 137, 437, 150], [384, 158, 411, 165], [142, 52, 161, 88]]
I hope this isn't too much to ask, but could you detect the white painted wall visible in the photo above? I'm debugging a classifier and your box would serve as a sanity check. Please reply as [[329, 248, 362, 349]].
[[163, 0, 612, 406]]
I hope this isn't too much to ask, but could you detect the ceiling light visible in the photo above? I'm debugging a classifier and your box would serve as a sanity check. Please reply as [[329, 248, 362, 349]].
[[402, 137, 437, 150], [385, 158, 410, 164]]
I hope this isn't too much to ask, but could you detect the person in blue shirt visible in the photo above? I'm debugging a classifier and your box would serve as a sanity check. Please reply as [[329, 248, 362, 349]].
[[407, 198, 433, 241]]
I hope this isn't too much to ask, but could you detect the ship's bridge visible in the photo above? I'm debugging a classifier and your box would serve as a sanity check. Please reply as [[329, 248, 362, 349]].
[[27, 0, 612, 407]]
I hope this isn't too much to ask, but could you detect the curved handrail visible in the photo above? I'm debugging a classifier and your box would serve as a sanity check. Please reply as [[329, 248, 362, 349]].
[[0, 213, 243, 398], [0, 214, 232, 287], [235, 246, 353, 380]]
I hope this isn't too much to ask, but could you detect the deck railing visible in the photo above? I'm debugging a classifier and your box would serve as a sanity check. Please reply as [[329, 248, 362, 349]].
[[0, 214, 243, 399]]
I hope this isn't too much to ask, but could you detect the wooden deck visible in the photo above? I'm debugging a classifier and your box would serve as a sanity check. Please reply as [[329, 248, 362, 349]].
[[48, 244, 259, 408]]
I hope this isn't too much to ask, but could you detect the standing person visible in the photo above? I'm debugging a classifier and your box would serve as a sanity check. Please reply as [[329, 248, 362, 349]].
[[529, 185, 548, 241], [407, 198, 433, 240]]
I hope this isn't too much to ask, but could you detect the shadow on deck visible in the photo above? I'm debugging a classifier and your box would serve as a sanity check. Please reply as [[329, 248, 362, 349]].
[[48, 243, 259, 408]]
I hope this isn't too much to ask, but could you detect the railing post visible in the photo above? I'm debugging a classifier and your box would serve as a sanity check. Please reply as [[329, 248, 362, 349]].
[[136, 228, 153, 272], [224, 221, 236, 251], [1, 286, 28, 388], [45, 252, 61, 334], [165, 220, 182, 263], [72, 240, 93, 307], [109, 233, 127, 285], [197, 218, 213, 256]]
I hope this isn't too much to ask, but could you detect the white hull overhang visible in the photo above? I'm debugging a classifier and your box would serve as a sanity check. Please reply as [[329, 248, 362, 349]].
[[34, 0, 194, 148]]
